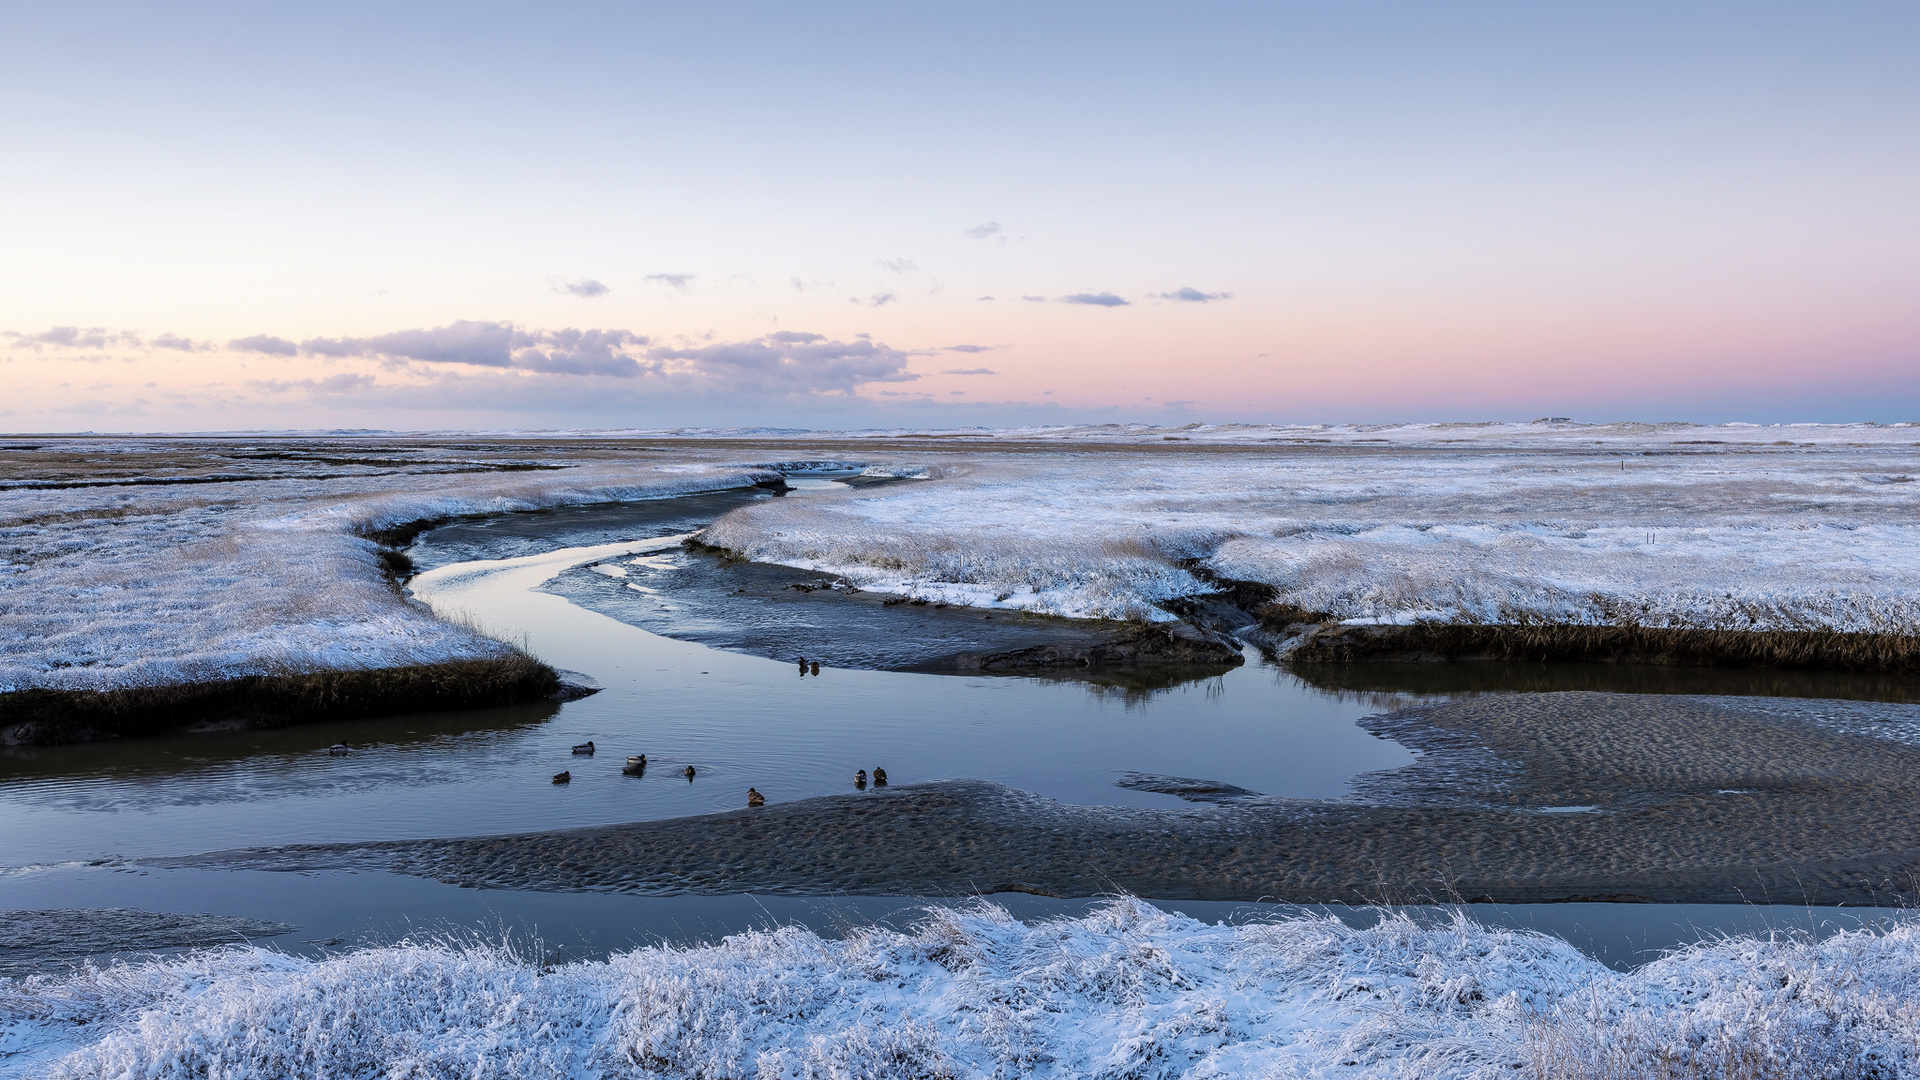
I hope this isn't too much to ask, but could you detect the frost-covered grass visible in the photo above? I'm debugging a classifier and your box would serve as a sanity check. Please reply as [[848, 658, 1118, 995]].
[[15, 424, 1920, 694], [0, 437, 773, 693], [702, 424, 1920, 633], [3, 898, 1915, 1079]]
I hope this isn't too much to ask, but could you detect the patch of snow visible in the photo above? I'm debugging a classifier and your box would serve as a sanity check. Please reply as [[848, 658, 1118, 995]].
[[0, 439, 774, 693], [705, 436, 1920, 629], [4, 897, 1916, 1079], [17, 428, 1920, 693]]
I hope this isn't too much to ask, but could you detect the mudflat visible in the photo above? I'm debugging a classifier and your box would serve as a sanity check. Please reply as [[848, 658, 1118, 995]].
[[168, 692, 1920, 905]]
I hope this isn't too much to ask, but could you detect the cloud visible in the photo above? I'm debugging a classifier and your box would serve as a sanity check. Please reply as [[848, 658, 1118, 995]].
[[8, 326, 137, 350], [302, 320, 520, 366], [940, 367, 997, 375], [298, 321, 658, 377], [228, 334, 300, 356], [944, 344, 997, 354], [560, 278, 610, 298], [964, 222, 1002, 239], [512, 328, 649, 377], [855, 292, 896, 308], [1155, 287, 1232, 303], [977, 295, 995, 301], [1061, 292, 1130, 307], [219, 329, 922, 415], [645, 273, 695, 290], [647, 333, 918, 395], [150, 333, 201, 352], [877, 258, 918, 274], [1021, 295, 1048, 302]]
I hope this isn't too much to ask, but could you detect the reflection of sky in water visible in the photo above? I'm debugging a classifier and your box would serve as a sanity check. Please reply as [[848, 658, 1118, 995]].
[[782, 477, 851, 493], [7, 863, 1910, 972], [0, 534, 1418, 866]]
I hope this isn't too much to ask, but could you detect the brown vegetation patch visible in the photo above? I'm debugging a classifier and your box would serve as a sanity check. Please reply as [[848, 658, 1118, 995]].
[[0, 656, 564, 745], [1283, 622, 1920, 673]]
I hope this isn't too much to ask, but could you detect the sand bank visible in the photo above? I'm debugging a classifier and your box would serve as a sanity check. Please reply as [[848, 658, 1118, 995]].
[[168, 691, 1920, 905]]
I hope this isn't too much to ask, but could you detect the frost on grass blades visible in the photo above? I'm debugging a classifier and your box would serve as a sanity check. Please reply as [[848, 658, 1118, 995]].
[[0, 437, 773, 696], [3, 898, 1916, 1079], [701, 424, 1920, 639]]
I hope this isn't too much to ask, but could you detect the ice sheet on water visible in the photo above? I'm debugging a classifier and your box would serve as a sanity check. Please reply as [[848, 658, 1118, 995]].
[[4, 897, 1916, 1079]]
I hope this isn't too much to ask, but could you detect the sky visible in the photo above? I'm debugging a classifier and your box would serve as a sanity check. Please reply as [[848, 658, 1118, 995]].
[[2, 1, 1916, 431]]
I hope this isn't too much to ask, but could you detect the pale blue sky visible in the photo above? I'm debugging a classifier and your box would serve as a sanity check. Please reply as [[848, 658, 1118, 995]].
[[3, 2, 1916, 429]]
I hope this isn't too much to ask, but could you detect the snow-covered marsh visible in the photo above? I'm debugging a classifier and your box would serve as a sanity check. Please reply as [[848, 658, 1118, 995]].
[[4, 897, 1916, 1079], [0, 437, 775, 694], [701, 423, 1920, 634]]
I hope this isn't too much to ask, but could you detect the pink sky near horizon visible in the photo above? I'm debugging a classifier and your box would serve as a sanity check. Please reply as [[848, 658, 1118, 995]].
[[2, 3, 1916, 430]]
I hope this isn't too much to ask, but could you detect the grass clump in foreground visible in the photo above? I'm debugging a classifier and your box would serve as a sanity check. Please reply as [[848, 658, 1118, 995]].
[[6, 898, 1918, 1079], [0, 655, 562, 745]]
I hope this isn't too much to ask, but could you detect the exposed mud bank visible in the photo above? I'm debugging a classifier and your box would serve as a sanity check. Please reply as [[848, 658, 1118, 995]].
[[1165, 564, 1920, 675], [565, 538, 1246, 677], [945, 620, 1243, 672], [0, 656, 579, 746], [169, 692, 1920, 906], [1274, 619, 1920, 672]]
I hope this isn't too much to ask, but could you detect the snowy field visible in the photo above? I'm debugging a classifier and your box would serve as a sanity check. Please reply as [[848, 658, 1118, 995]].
[[701, 422, 1920, 634], [3, 897, 1914, 1079], [0, 437, 772, 693], [10, 422, 1920, 695]]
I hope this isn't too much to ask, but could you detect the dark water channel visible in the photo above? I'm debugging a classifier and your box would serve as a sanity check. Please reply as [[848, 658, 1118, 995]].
[[4, 482, 1919, 973]]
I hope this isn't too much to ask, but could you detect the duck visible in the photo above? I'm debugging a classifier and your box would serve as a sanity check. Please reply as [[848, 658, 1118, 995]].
[[872, 768, 888, 786], [797, 656, 809, 674], [855, 769, 868, 788], [810, 661, 820, 676], [683, 764, 697, 780], [572, 741, 596, 755], [552, 771, 571, 784], [622, 754, 647, 775], [747, 787, 765, 807], [328, 743, 350, 756]]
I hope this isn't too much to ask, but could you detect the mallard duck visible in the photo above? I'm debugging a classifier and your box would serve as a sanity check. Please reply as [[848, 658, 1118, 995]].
[[328, 743, 350, 756], [552, 771, 571, 784], [872, 768, 887, 786], [747, 787, 765, 807], [623, 754, 647, 775], [683, 764, 697, 780], [572, 741, 596, 755], [855, 769, 868, 787]]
